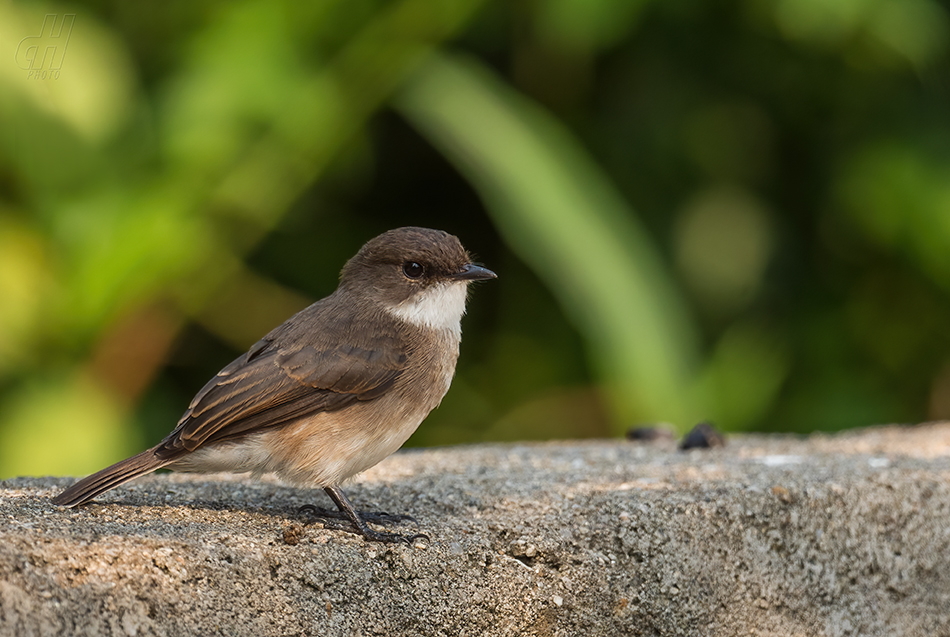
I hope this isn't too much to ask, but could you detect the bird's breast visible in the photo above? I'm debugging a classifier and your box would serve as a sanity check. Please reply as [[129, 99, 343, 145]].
[[281, 329, 461, 485]]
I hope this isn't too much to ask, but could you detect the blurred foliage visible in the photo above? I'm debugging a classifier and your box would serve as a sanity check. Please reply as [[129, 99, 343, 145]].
[[0, 0, 949, 477]]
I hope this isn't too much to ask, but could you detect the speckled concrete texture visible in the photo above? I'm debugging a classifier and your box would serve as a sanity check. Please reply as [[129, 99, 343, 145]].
[[2, 423, 950, 636]]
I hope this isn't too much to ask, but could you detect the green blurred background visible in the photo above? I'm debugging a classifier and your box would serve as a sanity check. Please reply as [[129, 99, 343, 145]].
[[2, 0, 950, 479]]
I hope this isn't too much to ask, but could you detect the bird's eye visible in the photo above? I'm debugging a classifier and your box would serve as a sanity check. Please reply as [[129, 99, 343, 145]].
[[402, 261, 425, 279]]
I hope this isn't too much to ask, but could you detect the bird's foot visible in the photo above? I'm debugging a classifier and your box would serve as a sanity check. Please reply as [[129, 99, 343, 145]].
[[298, 504, 427, 545]]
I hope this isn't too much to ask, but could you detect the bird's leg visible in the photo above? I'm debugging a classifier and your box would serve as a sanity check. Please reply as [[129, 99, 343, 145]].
[[299, 486, 427, 545]]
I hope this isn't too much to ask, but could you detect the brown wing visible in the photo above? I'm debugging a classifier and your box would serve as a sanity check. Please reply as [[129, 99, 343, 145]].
[[155, 307, 409, 458]]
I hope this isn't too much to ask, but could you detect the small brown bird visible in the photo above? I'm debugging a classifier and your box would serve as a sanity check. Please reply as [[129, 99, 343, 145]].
[[53, 227, 496, 543]]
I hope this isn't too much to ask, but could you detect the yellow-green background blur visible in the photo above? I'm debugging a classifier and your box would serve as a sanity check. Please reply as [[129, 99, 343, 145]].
[[2, 0, 950, 478]]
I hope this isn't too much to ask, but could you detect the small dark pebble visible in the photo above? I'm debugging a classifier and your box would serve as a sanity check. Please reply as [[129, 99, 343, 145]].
[[626, 426, 675, 442], [680, 421, 726, 450]]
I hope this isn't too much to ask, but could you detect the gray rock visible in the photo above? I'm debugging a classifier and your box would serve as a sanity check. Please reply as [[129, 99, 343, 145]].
[[3, 423, 950, 636]]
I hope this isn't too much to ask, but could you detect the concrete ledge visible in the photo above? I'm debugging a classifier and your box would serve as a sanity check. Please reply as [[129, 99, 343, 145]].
[[3, 423, 950, 636]]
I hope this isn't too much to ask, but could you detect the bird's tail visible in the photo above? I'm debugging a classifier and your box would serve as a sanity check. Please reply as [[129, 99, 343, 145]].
[[51, 448, 173, 507]]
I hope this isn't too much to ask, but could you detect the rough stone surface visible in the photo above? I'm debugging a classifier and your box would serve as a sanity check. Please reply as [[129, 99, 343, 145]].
[[3, 423, 950, 636]]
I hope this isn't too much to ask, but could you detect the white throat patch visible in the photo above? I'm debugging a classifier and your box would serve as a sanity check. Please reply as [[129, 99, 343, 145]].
[[386, 282, 468, 334]]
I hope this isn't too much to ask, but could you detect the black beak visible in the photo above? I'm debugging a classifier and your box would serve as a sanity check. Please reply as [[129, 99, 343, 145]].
[[452, 263, 497, 281]]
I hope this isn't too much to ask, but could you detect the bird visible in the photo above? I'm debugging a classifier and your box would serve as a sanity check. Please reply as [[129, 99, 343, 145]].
[[52, 226, 496, 543]]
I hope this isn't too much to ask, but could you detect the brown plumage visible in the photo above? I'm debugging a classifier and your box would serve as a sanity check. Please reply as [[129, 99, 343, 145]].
[[52, 227, 496, 543]]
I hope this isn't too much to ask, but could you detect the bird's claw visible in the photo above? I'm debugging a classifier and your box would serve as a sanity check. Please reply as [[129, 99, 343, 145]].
[[298, 504, 415, 526]]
